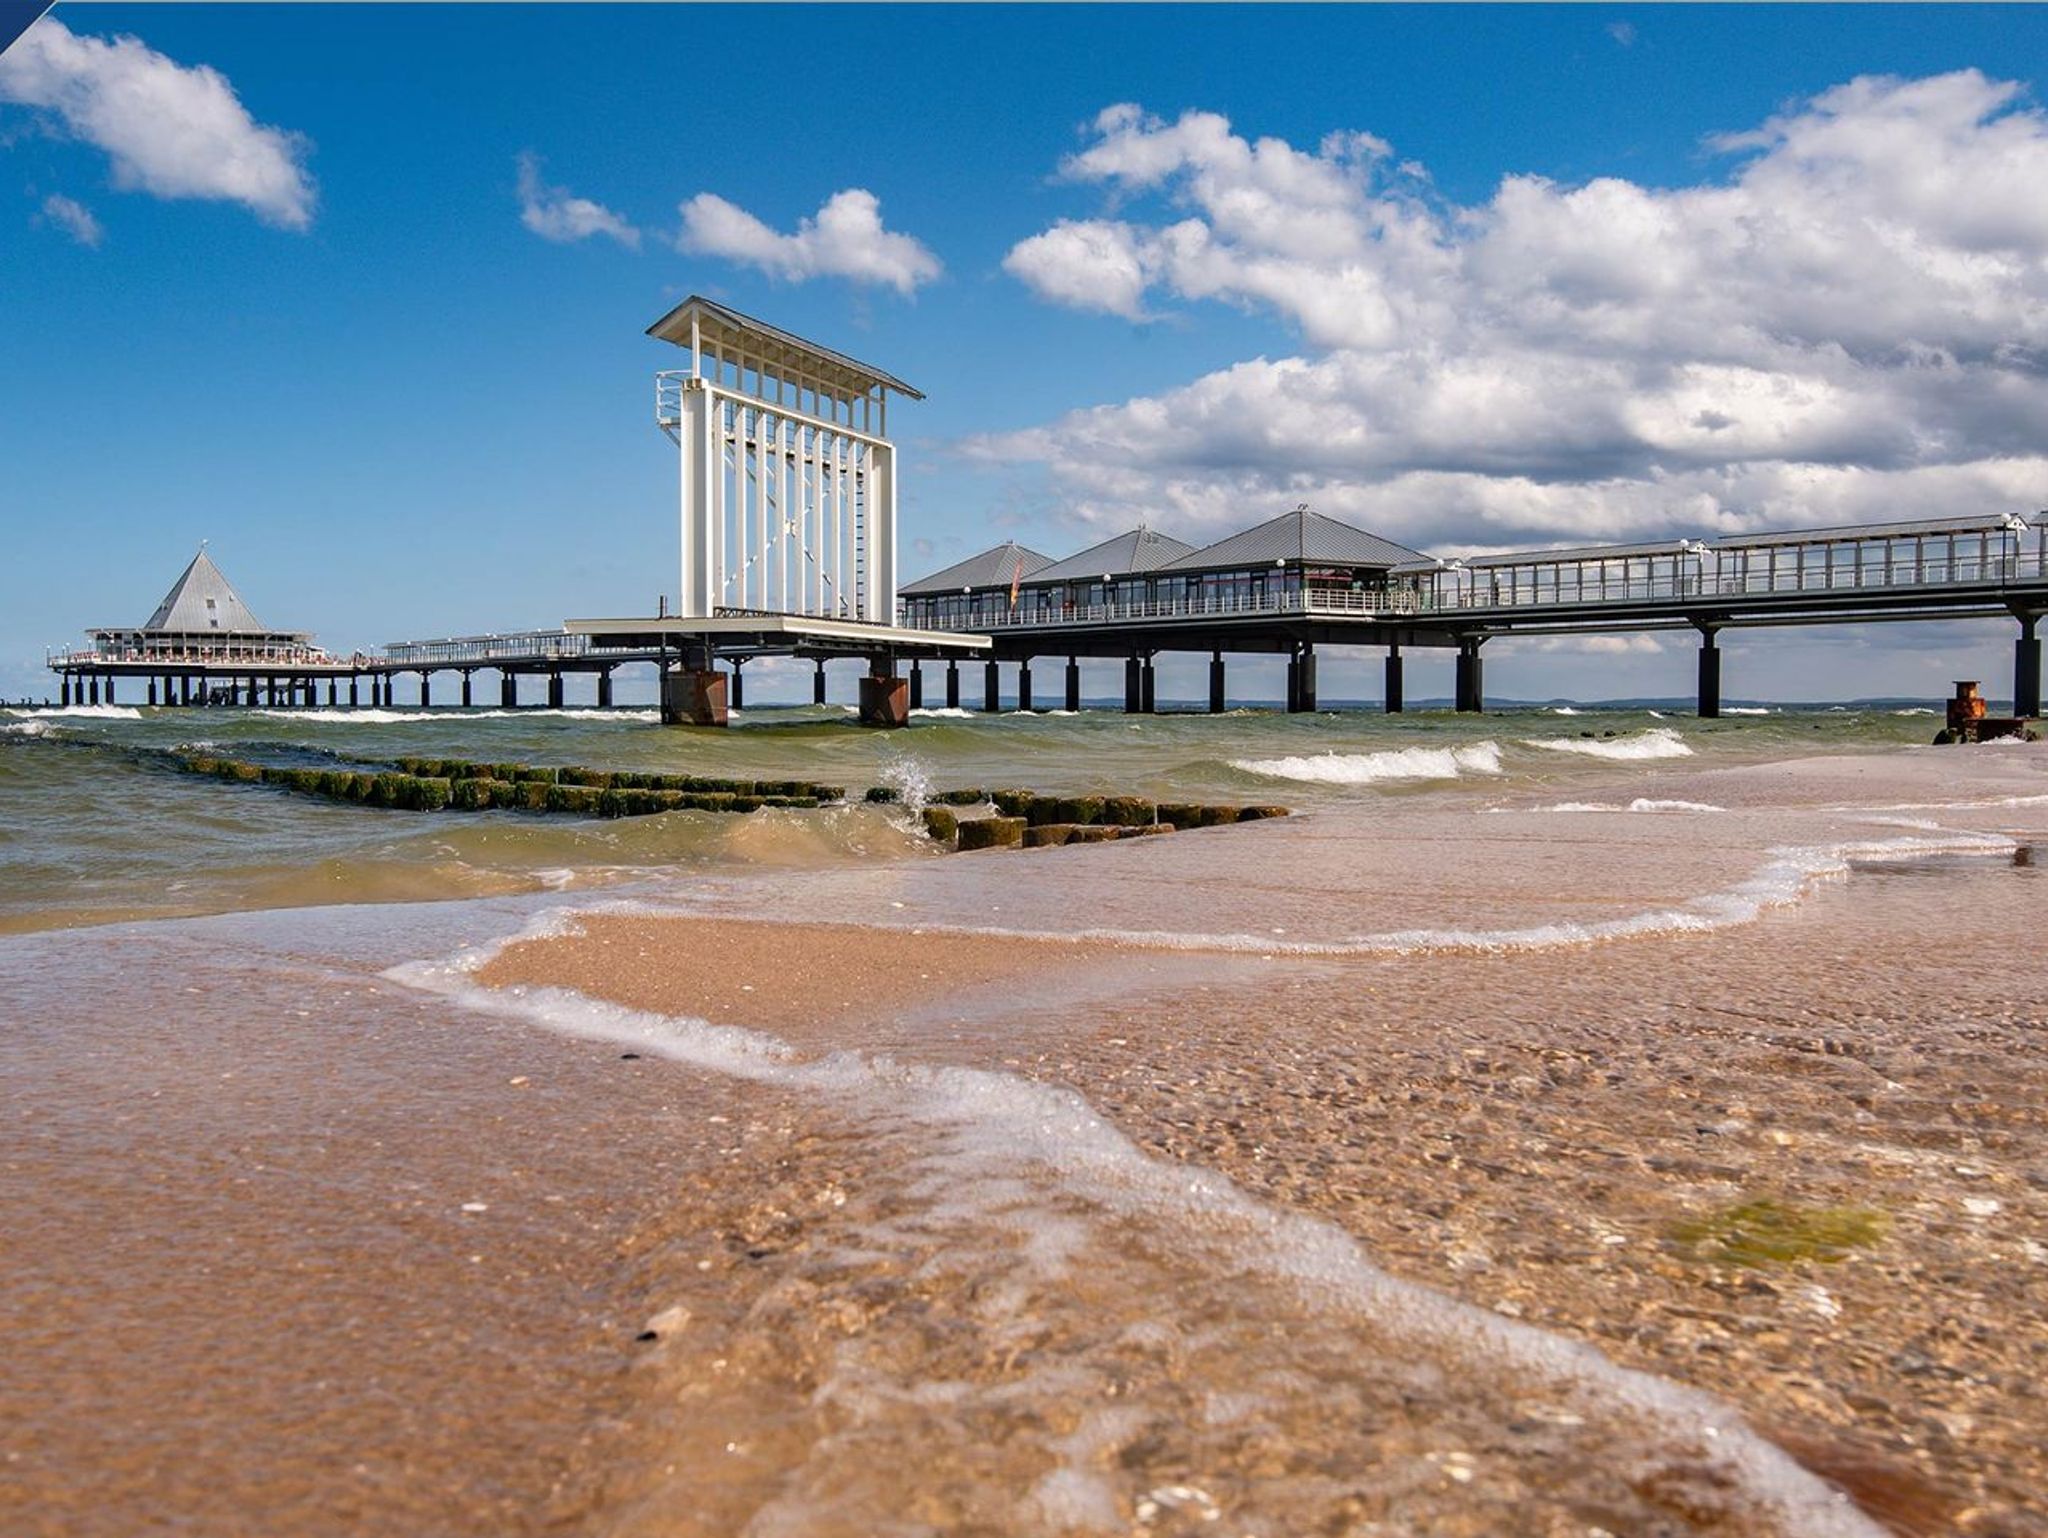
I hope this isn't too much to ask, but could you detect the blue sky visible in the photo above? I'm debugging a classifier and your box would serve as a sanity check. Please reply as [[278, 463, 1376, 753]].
[[4, 4, 2045, 705]]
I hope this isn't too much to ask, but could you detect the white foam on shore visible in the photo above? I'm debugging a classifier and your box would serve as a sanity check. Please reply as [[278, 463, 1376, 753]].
[[1545, 705, 1582, 715], [390, 919, 1887, 1538], [1724, 707, 1773, 716], [1524, 727, 1692, 761], [2, 704, 144, 721], [908, 707, 974, 719], [1, 719, 53, 737], [1233, 741, 1503, 785], [1527, 798, 1726, 815]]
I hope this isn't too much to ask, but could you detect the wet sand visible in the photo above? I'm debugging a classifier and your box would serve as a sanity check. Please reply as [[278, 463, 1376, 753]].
[[453, 752, 2048, 1537], [6, 744, 2046, 1536]]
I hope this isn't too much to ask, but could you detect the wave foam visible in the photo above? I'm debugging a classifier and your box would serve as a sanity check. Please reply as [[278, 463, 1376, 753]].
[[389, 916, 1889, 1538], [1723, 707, 1773, 716], [1524, 727, 1692, 761], [1535, 798, 1725, 815], [2, 704, 144, 721], [1233, 741, 1503, 785]]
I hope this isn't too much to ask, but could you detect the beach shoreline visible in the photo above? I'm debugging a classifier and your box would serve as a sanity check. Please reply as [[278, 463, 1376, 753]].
[[4, 738, 2045, 1535]]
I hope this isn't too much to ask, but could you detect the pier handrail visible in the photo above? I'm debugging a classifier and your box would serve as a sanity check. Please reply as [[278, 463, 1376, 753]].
[[901, 546, 2048, 632]]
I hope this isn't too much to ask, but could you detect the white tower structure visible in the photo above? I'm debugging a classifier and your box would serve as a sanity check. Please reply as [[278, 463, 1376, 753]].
[[649, 296, 920, 625]]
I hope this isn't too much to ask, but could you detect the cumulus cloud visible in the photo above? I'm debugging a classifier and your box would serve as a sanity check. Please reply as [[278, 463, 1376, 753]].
[[0, 16, 315, 229], [39, 192, 102, 247], [981, 78, 2048, 553], [677, 187, 940, 294], [515, 152, 639, 248]]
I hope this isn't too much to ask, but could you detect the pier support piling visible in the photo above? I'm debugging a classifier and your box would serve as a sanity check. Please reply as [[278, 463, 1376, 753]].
[[858, 656, 910, 729], [419, 672, 432, 710], [1209, 650, 1227, 714], [660, 664, 728, 727], [2016, 613, 2042, 719], [1066, 656, 1082, 713], [462, 670, 476, 709], [1296, 645, 1318, 712], [501, 672, 517, 709], [1017, 659, 1033, 713], [1454, 640, 1486, 713], [1142, 656, 1156, 714], [814, 661, 828, 706], [946, 661, 960, 710], [1697, 627, 1722, 719], [1384, 646, 1403, 714], [147, 678, 157, 706], [328, 679, 338, 708], [548, 670, 565, 710], [725, 663, 740, 713], [984, 660, 1001, 713], [349, 676, 359, 708], [910, 661, 924, 709], [595, 668, 611, 709]]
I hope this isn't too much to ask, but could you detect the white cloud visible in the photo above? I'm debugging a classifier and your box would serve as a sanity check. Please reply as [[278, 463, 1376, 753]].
[[0, 16, 314, 229], [983, 78, 2048, 552], [515, 152, 639, 248], [1003, 219, 1155, 319], [677, 187, 940, 294], [39, 192, 101, 247]]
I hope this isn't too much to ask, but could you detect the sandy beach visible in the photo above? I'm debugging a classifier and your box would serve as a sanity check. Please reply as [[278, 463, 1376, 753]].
[[5, 733, 2045, 1537]]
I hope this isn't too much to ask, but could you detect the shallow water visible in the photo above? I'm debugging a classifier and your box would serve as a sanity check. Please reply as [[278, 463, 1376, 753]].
[[2, 702, 2044, 1535]]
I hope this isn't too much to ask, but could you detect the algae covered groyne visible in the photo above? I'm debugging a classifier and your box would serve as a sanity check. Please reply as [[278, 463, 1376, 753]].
[[169, 750, 1287, 850]]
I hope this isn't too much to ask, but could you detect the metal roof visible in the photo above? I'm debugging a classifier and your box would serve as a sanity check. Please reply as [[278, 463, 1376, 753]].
[[646, 295, 925, 400], [1707, 511, 2042, 550], [141, 548, 269, 633], [1453, 539, 1694, 569], [1025, 526, 1200, 585], [1159, 507, 1432, 574], [899, 541, 1056, 597]]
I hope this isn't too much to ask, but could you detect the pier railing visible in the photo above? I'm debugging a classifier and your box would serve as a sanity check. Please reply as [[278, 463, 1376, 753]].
[[381, 630, 595, 667], [903, 548, 2048, 633]]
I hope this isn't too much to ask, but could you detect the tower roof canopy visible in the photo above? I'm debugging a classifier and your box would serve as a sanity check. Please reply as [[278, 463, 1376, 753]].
[[1026, 526, 1199, 585], [143, 548, 267, 633], [647, 295, 924, 401], [1160, 507, 1431, 574], [900, 541, 1055, 597]]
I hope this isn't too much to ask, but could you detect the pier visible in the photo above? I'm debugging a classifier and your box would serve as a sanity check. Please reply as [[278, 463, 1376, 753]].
[[898, 508, 2048, 719], [44, 299, 2045, 723]]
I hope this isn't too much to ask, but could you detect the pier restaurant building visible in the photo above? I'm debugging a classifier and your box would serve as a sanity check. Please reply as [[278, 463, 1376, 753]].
[[900, 508, 1429, 631]]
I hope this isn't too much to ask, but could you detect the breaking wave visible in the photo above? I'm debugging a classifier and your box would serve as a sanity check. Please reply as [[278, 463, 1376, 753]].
[[1233, 741, 1503, 785], [244, 708, 662, 725], [2, 705, 145, 721], [1524, 727, 1692, 761], [1532, 798, 1726, 814]]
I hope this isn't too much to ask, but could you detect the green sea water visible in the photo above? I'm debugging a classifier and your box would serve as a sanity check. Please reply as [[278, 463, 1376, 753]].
[[0, 699, 1949, 932]]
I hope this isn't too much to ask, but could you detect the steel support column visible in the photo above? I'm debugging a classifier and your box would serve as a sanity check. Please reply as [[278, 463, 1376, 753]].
[[1297, 644, 1317, 712], [984, 659, 1001, 713], [1124, 656, 1143, 714], [1209, 650, 1226, 714], [1697, 628, 1722, 719], [1141, 656, 1156, 714], [814, 661, 828, 706], [1455, 640, 1485, 713], [501, 671, 517, 709], [2017, 613, 2042, 718], [909, 661, 924, 709], [1017, 659, 1033, 713], [462, 670, 476, 708], [548, 670, 565, 709], [419, 671, 432, 709], [1066, 656, 1081, 713], [1384, 646, 1403, 714], [946, 661, 960, 710]]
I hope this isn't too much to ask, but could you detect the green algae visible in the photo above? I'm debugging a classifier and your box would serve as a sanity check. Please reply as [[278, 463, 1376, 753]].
[[1666, 1198, 1889, 1268]]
